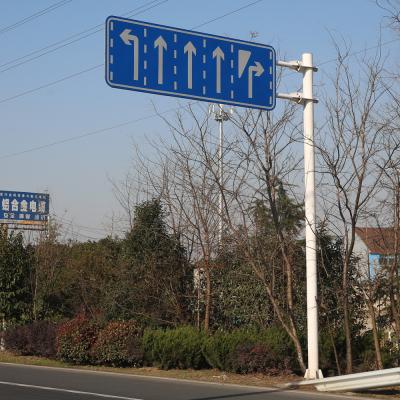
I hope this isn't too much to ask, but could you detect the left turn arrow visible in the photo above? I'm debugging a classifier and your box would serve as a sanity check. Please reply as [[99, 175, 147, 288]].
[[120, 29, 139, 81]]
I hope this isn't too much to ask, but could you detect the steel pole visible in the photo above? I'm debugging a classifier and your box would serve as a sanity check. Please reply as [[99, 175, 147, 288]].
[[302, 53, 321, 379], [218, 105, 224, 244]]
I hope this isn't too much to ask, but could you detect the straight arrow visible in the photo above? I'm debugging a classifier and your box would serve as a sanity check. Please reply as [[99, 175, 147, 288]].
[[184, 41, 196, 89], [212, 46, 224, 93], [154, 36, 167, 85], [120, 29, 139, 81], [248, 61, 264, 98]]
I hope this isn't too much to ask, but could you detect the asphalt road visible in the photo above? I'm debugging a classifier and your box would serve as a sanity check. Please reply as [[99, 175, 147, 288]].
[[0, 363, 370, 400]]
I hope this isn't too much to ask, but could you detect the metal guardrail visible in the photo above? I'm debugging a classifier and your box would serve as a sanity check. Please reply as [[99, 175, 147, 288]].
[[296, 367, 400, 392]]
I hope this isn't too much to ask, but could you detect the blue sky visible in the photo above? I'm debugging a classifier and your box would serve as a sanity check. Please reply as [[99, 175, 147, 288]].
[[0, 0, 398, 240]]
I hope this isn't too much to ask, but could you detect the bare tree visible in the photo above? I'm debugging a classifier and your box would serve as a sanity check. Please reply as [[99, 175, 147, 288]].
[[130, 98, 309, 371], [372, 97, 400, 345], [377, 0, 400, 31], [131, 106, 222, 331], [225, 105, 308, 373], [317, 47, 396, 373]]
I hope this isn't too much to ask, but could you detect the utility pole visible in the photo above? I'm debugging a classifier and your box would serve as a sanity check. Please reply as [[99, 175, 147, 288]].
[[0, 223, 7, 351], [212, 104, 230, 244], [277, 53, 322, 379]]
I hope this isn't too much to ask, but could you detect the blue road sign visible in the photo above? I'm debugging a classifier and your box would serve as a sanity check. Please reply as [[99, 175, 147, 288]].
[[0, 190, 49, 224], [105, 17, 276, 110]]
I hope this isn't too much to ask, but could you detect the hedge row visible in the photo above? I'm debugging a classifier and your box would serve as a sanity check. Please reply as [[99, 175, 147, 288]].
[[4, 317, 294, 374], [3, 320, 57, 358]]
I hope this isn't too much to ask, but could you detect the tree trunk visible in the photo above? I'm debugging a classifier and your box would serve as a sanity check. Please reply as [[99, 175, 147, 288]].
[[262, 281, 307, 373], [390, 199, 400, 344], [290, 317, 307, 374], [343, 256, 353, 374], [329, 326, 342, 375], [367, 300, 383, 370], [389, 261, 400, 344], [0, 317, 6, 351], [204, 266, 211, 332], [343, 296, 352, 373]]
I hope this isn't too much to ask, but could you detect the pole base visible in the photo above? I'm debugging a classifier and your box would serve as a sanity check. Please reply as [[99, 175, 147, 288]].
[[304, 369, 323, 380]]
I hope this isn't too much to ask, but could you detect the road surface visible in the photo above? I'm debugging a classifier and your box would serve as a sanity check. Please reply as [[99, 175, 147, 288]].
[[0, 363, 369, 400]]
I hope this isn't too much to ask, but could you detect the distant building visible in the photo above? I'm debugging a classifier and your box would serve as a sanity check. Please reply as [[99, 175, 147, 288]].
[[355, 227, 399, 278], [355, 227, 400, 340]]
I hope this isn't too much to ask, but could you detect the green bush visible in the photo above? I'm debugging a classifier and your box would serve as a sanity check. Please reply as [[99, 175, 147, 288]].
[[257, 326, 294, 368], [202, 329, 257, 371], [203, 326, 293, 372], [143, 326, 207, 369], [91, 321, 143, 367], [352, 331, 399, 371], [318, 329, 346, 375], [56, 315, 101, 364]]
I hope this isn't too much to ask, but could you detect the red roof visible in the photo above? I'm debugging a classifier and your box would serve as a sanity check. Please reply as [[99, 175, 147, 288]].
[[355, 227, 399, 255]]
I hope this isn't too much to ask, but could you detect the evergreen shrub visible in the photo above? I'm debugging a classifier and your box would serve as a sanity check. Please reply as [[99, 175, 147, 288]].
[[143, 326, 207, 369], [203, 326, 293, 373], [56, 315, 101, 364], [91, 321, 143, 367], [202, 329, 257, 371]]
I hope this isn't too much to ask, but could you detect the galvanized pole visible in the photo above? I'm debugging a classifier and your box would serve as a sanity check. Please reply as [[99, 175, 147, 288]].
[[302, 52, 320, 379], [214, 104, 229, 244], [218, 106, 224, 243]]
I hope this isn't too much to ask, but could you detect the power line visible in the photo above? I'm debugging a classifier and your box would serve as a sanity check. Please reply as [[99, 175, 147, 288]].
[[0, 103, 194, 160], [0, 0, 168, 74], [0, 0, 72, 36], [2, 31, 397, 160], [192, 0, 264, 29], [1, 34, 398, 108], [0, 4, 271, 157], [0, 0, 260, 74], [0, 64, 102, 105], [55, 220, 101, 241], [0, 0, 267, 105], [317, 38, 400, 66], [53, 215, 122, 235], [1, 1, 397, 161], [49, 206, 115, 240]]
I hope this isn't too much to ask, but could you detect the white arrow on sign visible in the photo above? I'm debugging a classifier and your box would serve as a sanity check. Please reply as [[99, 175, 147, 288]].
[[238, 50, 251, 78], [184, 41, 196, 89], [248, 61, 264, 98], [212, 47, 225, 93], [120, 29, 139, 81], [154, 36, 167, 85]]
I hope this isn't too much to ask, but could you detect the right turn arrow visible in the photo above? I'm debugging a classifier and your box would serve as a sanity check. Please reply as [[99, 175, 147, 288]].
[[248, 61, 264, 98]]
